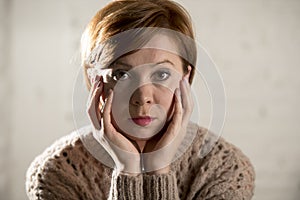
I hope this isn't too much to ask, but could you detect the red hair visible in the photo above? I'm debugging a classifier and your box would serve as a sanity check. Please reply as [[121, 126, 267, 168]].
[[81, 0, 196, 90]]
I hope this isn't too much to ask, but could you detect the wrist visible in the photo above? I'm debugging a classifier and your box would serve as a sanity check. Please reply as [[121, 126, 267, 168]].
[[146, 165, 170, 175], [119, 171, 140, 176], [119, 153, 141, 174]]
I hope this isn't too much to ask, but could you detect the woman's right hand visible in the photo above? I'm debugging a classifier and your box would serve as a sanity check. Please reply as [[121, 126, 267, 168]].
[[86, 75, 140, 174]]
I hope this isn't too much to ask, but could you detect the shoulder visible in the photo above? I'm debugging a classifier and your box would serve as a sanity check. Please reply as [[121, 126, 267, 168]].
[[180, 123, 255, 199], [202, 134, 255, 199], [25, 126, 111, 199], [188, 123, 255, 177]]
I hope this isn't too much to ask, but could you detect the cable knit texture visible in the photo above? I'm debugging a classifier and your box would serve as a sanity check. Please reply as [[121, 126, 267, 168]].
[[26, 123, 255, 199]]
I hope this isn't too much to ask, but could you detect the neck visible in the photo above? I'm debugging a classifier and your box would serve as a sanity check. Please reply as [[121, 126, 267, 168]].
[[135, 140, 147, 152]]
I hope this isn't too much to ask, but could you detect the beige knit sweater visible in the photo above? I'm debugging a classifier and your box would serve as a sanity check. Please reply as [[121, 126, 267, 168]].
[[26, 122, 255, 199]]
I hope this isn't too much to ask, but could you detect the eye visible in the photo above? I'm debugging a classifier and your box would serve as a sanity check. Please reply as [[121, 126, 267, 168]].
[[152, 69, 171, 81], [112, 70, 130, 81]]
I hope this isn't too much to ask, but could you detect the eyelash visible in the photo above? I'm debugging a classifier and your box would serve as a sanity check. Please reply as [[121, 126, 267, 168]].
[[111, 69, 171, 82], [111, 70, 130, 81], [152, 69, 171, 81]]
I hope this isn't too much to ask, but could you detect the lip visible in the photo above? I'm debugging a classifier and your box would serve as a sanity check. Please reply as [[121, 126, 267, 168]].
[[131, 116, 154, 126]]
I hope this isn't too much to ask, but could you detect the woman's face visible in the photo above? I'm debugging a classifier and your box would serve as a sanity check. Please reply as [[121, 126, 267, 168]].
[[103, 48, 186, 141]]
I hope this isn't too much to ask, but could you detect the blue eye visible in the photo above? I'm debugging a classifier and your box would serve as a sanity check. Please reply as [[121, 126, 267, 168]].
[[112, 70, 130, 81], [152, 70, 171, 81]]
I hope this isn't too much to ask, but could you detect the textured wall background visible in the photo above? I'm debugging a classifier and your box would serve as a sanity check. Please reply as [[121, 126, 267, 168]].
[[0, 0, 12, 199], [0, 0, 299, 199]]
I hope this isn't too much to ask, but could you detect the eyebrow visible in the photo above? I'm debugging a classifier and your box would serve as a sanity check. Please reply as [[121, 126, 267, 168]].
[[113, 61, 132, 69], [113, 59, 175, 68]]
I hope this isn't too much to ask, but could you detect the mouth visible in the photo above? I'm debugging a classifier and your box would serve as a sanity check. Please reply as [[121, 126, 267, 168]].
[[130, 116, 155, 126]]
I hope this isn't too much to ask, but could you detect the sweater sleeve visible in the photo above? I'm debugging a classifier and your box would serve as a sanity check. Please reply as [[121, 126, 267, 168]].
[[143, 171, 180, 199], [109, 170, 179, 200], [109, 170, 144, 200]]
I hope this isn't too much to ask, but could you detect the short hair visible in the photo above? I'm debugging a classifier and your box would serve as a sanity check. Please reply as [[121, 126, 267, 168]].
[[81, 0, 196, 91]]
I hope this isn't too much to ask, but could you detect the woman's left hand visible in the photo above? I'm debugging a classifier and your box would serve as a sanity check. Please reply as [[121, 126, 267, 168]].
[[143, 75, 194, 174]]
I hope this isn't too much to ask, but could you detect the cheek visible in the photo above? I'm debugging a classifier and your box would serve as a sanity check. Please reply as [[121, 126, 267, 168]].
[[154, 89, 174, 117]]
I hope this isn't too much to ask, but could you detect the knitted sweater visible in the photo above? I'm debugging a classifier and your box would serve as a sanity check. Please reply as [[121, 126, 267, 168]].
[[26, 122, 255, 199]]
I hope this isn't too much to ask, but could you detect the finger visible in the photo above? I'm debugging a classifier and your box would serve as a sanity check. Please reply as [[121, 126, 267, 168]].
[[165, 88, 182, 137], [94, 83, 104, 120], [87, 88, 103, 130], [180, 78, 193, 125], [87, 76, 103, 130], [173, 87, 183, 126], [180, 78, 189, 109], [103, 89, 117, 137], [154, 88, 183, 150], [88, 75, 103, 107], [91, 74, 102, 91], [87, 75, 102, 107], [87, 101, 101, 130], [183, 66, 192, 99], [102, 90, 138, 150], [183, 77, 193, 108], [87, 77, 103, 113]]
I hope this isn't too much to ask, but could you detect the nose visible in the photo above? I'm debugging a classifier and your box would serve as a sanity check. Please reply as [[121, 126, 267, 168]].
[[130, 85, 154, 106]]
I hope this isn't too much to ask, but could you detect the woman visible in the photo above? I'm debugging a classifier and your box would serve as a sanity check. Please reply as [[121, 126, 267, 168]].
[[26, 0, 255, 199]]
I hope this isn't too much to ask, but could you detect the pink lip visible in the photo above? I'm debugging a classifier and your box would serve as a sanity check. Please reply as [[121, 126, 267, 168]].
[[131, 116, 153, 126]]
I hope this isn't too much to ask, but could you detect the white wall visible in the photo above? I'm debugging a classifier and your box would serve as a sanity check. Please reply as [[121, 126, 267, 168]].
[[0, 0, 12, 199], [0, 0, 299, 199]]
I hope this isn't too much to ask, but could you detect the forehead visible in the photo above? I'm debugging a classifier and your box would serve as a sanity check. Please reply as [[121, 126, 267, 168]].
[[116, 33, 182, 67], [117, 48, 182, 67]]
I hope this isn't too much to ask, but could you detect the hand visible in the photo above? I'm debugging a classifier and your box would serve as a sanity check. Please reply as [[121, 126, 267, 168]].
[[143, 75, 194, 174], [86, 75, 140, 174]]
